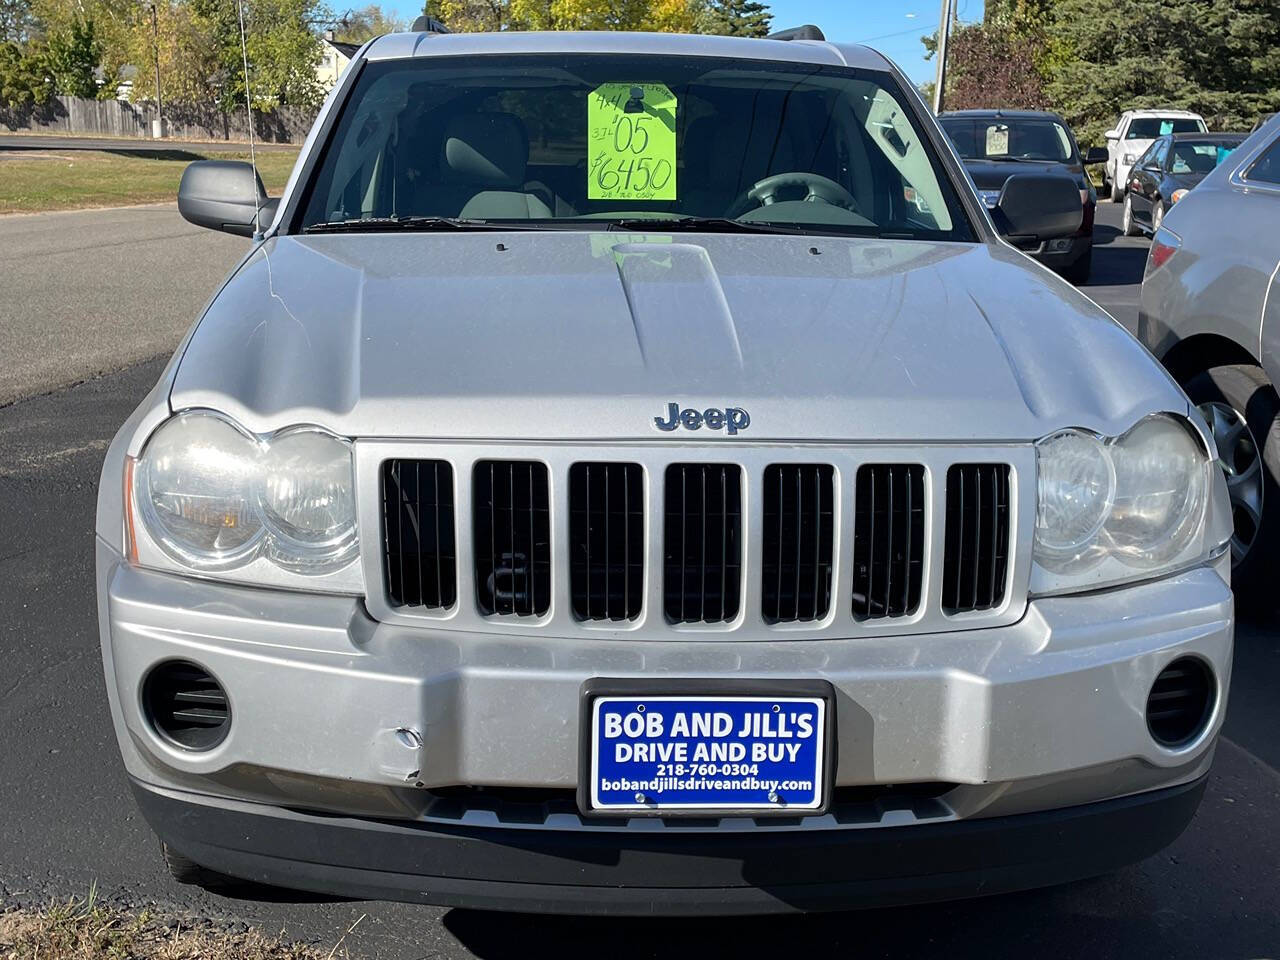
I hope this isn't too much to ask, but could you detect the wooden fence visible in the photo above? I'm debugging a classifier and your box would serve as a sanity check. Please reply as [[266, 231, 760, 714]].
[[1, 95, 316, 144]]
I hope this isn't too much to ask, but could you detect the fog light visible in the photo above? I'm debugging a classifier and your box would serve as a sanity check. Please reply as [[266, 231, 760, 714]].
[[1146, 657, 1214, 748], [143, 661, 230, 751]]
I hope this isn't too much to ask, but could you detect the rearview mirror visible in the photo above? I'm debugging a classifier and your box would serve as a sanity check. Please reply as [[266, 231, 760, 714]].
[[994, 174, 1083, 240], [1083, 146, 1109, 164], [178, 160, 277, 237]]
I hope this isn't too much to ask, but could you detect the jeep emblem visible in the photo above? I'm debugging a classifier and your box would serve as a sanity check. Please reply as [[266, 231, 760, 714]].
[[653, 402, 750, 436]]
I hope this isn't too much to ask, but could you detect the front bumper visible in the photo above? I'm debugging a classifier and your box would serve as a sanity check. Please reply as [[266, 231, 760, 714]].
[[130, 772, 1208, 914], [98, 539, 1232, 910]]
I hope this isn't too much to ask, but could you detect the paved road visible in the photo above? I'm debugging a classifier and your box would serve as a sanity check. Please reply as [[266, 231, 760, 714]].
[[1, 202, 1277, 959], [0, 132, 297, 153], [0, 205, 247, 406]]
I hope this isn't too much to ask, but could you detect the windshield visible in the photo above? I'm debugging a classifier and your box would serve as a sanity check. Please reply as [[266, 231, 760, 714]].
[[1127, 117, 1205, 139], [1168, 140, 1238, 174], [296, 54, 973, 240], [939, 117, 1075, 162]]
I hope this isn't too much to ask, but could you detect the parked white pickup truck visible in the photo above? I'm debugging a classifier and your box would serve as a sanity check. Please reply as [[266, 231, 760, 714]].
[[1102, 108, 1207, 202]]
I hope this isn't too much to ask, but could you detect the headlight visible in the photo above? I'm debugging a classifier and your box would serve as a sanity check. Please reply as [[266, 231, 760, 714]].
[[259, 429, 358, 572], [1033, 415, 1214, 592], [134, 411, 359, 583], [138, 413, 264, 568]]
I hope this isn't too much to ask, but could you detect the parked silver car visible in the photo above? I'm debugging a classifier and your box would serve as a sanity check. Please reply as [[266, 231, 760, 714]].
[[1137, 114, 1280, 603], [97, 26, 1234, 914]]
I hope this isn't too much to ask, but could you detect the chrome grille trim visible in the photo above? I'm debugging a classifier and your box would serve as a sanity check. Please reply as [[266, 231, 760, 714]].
[[355, 441, 1033, 640]]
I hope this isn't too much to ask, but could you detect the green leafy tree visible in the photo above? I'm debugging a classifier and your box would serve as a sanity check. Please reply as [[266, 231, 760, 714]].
[[333, 3, 404, 42], [695, 0, 771, 38], [1044, 0, 1280, 146], [181, 0, 323, 111], [0, 38, 49, 108], [434, 0, 694, 32], [45, 15, 101, 96]]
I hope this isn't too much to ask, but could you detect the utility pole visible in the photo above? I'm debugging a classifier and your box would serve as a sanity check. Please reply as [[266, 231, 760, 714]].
[[151, 1, 164, 137], [932, 0, 954, 114]]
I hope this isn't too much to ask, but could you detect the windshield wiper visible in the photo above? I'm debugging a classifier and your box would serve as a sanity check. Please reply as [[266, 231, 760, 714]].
[[302, 216, 542, 234], [607, 217, 805, 235]]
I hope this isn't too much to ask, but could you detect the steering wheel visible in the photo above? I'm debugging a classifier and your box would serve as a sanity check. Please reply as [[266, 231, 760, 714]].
[[727, 172, 860, 218]]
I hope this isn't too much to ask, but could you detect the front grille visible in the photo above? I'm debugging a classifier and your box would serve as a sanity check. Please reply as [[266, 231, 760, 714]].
[[851, 464, 926, 620], [473, 460, 551, 617], [761, 464, 835, 623], [569, 462, 644, 622], [664, 464, 742, 624], [942, 464, 1011, 614], [382, 459, 456, 610]]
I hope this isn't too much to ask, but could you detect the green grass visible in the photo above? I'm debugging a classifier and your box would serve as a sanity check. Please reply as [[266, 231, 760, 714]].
[[0, 146, 299, 214]]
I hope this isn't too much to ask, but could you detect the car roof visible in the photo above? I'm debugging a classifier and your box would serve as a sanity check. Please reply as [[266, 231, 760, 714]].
[[940, 109, 1066, 123], [361, 29, 893, 72], [1122, 108, 1203, 118]]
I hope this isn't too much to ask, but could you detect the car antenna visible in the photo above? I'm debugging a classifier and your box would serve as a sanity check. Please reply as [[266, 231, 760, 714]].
[[236, 0, 263, 241]]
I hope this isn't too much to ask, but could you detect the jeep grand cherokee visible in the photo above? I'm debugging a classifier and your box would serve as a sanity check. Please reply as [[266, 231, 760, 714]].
[[96, 26, 1234, 914]]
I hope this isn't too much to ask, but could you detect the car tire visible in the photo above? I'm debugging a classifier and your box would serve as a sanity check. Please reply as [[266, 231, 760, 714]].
[[1183, 364, 1280, 610], [161, 841, 244, 893], [1121, 194, 1141, 236], [1152, 200, 1165, 232], [1062, 247, 1092, 285]]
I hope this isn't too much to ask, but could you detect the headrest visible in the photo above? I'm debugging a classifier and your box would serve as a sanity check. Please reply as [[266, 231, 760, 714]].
[[442, 113, 529, 186]]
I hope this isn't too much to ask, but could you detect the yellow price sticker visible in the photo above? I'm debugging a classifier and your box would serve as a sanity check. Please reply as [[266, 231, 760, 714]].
[[588, 82, 677, 201]]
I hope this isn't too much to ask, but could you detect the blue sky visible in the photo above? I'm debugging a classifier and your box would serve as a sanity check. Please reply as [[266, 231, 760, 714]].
[[380, 0, 983, 85]]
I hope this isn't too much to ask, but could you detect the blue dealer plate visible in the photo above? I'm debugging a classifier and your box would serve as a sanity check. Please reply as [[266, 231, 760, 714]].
[[588, 695, 827, 813]]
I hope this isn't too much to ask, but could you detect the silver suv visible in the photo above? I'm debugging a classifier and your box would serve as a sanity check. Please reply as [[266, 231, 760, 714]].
[[97, 27, 1234, 914]]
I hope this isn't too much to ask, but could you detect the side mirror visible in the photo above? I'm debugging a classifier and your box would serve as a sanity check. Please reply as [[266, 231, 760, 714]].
[[178, 160, 276, 237], [1083, 146, 1109, 165], [1103, 129, 1120, 140], [994, 174, 1083, 241]]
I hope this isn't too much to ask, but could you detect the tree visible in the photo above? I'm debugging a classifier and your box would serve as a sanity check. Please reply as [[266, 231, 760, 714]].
[[178, 0, 324, 111], [434, 0, 695, 33], [923, 0, 1050, 112], [695, 0, 771, 38], [333, 3, 404, 43], [45, 15, 101, 96], [0, 38, 49, 108], [1, 0, 36, 42], [1043, 0, 1280, 146]]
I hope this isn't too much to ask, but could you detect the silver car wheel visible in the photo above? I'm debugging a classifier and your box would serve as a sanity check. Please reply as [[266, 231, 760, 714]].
[[1122, 194, 1132, 233], [1152, 202, 1164, 231], [1198, 400, 1264, 564]]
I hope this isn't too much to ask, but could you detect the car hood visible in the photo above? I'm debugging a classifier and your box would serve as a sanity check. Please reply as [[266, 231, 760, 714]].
[[962, 158, 1085, 191], [170, 231, 1186, 442]]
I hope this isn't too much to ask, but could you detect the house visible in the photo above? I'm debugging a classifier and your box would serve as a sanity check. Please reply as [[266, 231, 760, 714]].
[[317, 31, 363, 92]]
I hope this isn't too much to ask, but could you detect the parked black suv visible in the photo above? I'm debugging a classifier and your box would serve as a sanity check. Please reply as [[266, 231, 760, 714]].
[[940, 109, 1106, 283]]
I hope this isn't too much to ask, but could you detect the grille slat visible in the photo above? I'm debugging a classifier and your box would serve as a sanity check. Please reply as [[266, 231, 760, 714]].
[[664, 464, 742, 624], [474, 460, 551, 617], [852, 464, 925, 620], [570, 463, 644, 622], [942, 463, 1011, 614], [382, 459, 457, 610], [762, 464, 834, 624]]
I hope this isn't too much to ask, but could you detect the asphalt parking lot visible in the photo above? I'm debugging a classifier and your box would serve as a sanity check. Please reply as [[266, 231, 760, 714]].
[[1, 201, 1277, 959]]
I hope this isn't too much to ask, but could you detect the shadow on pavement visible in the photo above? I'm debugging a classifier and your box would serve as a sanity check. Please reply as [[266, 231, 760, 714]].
[[0, 142, 206, 162], [438, 872, 1242, 959]]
